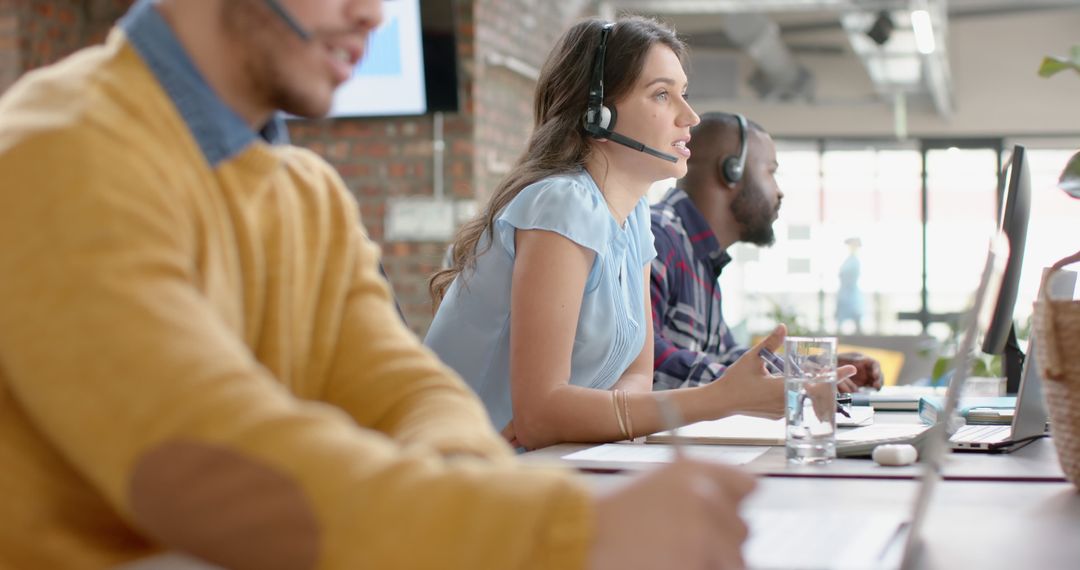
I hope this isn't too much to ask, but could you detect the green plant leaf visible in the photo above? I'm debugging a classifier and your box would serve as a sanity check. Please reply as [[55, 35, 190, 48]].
[[1037, 56, 1080, 78], [932, 357, 950, 386], [1059, 150, 1080, 199]]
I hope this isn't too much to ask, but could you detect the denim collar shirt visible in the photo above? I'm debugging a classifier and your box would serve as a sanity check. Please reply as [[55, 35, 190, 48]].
[[120, 0, 288, 167]]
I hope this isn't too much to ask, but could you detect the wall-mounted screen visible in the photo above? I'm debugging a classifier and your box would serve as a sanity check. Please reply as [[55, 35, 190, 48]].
[[329, 0, 426, 117]]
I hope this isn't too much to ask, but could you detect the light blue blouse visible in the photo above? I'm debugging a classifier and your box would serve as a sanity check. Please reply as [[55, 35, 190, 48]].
[[424, 169, 657, 431]]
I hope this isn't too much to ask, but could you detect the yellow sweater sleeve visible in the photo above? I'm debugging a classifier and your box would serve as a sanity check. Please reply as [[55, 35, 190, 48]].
[[0, 128, 593, 569]]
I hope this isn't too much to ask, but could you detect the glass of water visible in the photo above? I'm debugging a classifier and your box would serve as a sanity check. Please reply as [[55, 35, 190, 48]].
[[784, 336, 838, 464]]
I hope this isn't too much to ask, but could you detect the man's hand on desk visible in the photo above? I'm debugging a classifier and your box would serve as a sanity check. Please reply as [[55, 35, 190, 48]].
[[589, 459, 755, 570], [838, 353, 883, 392], [1052, 249, 1080, 269]]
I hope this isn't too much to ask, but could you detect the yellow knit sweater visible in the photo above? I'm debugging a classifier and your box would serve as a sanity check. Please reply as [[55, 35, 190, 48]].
[[0, 30, 592, 570]]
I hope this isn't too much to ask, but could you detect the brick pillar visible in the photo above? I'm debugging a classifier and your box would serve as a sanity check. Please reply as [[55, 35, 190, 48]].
[[83, 0, 133, 45], [290, 0, 489, 336], [0, 0, 18, 92], [472, 0, 579, 203], [0, 0, 131, 95], [22, 0, 83, 72]]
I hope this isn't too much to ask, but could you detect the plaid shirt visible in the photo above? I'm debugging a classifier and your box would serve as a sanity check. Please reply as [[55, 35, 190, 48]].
[[650, 188, 746, 389]]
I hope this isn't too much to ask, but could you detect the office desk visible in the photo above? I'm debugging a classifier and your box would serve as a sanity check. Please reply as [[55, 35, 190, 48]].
[[122, 476, 1080, 570], [122, 426, 1078, 570], [521, 411, 1067, 482], [568, 474, 1080, 569], [517, 410, 1078, 569], [523, 438, 1066, 481]]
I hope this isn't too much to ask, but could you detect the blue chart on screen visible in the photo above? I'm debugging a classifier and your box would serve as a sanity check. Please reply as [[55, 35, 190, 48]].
[[355, 17, 401, 77]]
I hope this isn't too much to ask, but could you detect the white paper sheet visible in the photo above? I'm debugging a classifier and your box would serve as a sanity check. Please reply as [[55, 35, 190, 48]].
[[562, 443, 769, 469]]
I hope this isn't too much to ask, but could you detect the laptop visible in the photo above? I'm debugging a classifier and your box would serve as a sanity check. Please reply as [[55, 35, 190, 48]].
[[949, 267, 1077, 452], [741, 234, 1008, 570]]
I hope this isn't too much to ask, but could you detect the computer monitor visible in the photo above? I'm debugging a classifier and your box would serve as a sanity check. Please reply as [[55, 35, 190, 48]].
[[980, 145, 1031, 394]]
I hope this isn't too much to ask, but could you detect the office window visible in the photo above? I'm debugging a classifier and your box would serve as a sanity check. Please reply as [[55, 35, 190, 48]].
[[718, 137, 1080, 348], [724, 141, 923, 339], [925, 147, 1000, 338], [724, 142, 824, 338], [1008, 145, 1080, 329]]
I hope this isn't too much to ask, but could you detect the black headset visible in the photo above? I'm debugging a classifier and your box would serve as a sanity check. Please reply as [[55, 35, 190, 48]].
[[583, 23, 617, 136], [721, 113, 749, 184], [581, 22, 678, 163]]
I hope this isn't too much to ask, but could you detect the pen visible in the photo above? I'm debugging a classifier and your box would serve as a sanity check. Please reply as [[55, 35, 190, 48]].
[[656, 395, 687, 460], [759, 347, 786, 375], [759, 348, 851, 419]]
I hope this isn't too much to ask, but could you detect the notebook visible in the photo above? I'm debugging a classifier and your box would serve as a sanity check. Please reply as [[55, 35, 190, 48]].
[[740, 233, 1010, 570], [918, 396, 1016, 426], [852, 385, 948, 411], [645, 407, 875, 447]]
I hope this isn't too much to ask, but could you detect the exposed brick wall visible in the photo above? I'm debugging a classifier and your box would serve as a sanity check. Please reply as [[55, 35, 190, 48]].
[[0, 1, 18, 92], [83, 0, 132, 45], [0, 0, 131, 87], [289, 113, 475, 333], [21, 0, 83, 71], [0, 0, 594, 336], [471, 0, 585, 202], [288, 0, 480, 334]]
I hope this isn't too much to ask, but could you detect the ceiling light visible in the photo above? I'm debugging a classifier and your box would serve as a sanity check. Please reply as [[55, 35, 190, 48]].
[[911, 9, 936, 54]]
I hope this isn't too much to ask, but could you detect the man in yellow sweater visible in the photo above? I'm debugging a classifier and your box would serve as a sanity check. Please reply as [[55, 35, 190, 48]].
[[0, 1, 757, 569]]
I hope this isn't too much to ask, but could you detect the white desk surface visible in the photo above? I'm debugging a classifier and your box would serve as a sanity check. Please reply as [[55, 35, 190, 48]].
[[520, 411, 1067, 482], [517, 409, 1079, 568], [565, 474, 1080, 570], [122, 477, 1080, 570]]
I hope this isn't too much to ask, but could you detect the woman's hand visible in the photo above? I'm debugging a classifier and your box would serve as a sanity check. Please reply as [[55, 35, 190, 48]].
[[500, 420, 521, 449], [702, 325, 788, 420], [702, 325, 857, 420]]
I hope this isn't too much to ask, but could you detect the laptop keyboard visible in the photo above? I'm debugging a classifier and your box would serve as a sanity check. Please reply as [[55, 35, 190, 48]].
[[950, 424, 1010, 444]]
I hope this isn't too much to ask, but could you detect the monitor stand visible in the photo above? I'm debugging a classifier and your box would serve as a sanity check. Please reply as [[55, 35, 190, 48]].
[[1003, 326, 1024, 395]]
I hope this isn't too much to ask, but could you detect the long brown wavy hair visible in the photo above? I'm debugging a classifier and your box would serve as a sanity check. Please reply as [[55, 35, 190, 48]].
[[429, 16, 687, 305]]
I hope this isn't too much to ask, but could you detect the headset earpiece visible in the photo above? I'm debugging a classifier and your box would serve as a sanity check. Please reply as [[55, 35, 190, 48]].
[[585, 103, 615, 134], [720, 113, 749, 184], [722, 155, 743, 184], [599, 105, 615, 131]]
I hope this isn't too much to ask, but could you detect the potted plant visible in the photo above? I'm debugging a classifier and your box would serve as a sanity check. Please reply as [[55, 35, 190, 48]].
[[1033, 46, 1080, 488], [1039, 46, 1080, 199]]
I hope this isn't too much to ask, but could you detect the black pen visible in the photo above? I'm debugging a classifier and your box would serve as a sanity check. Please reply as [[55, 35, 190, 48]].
[[759, 348, 852, 419]]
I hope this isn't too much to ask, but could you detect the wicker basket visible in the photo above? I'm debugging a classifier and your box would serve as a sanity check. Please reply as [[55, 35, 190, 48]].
[[1033, 266, 1080, 488]]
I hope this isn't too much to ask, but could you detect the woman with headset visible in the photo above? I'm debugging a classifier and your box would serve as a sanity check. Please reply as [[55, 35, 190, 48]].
[[425, 17, 849, 451]]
